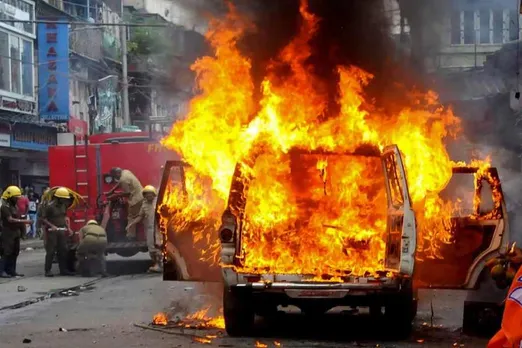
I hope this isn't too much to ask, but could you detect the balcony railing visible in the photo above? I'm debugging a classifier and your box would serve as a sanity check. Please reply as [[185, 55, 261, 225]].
[[69, 23, 103, 61]]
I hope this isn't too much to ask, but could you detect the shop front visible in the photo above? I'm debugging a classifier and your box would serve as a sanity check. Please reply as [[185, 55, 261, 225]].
[[1, 123, 58, 192]]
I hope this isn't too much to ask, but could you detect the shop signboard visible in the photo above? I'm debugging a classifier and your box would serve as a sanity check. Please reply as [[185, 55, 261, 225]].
[[0, 95, 36, 115], [0, 133, 10, 147], [68, 117, 88, 144], [11, 124, 57, 151], [37, 18, 69, 122]]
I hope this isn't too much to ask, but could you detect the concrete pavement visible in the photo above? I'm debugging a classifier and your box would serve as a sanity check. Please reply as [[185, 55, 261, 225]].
[[0, 249, 491, 347]]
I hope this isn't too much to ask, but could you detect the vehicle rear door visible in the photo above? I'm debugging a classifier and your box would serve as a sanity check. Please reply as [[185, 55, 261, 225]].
[[156, 161, 222, 282], [381, 145, 416, 276], [413, 167, 508, 289]]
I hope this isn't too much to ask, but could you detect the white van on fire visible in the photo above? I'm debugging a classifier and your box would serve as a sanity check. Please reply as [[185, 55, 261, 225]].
[[157, 144, 510, 338]]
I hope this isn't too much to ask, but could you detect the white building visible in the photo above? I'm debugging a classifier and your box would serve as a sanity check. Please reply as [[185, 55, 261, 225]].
[[384, 0, 521, 72]]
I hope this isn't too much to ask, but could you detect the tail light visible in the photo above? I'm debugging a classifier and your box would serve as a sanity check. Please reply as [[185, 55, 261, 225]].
[[219, 209, 237, 243]]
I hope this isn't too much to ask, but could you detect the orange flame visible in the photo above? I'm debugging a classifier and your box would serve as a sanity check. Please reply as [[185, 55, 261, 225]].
[[152, 312, 168, 326], [178, 306, 225, 329], [161, 1, 493, 277]]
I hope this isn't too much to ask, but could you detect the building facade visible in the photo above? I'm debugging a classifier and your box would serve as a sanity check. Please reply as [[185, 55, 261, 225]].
[[38, 0, 124, 136], [123, 0, 209, 131], [0, 0, 54, 190], [384, 0, 521, 72]]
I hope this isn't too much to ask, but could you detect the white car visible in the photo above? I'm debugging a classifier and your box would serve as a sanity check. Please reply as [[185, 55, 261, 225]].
[[158, 144, 509, 338]]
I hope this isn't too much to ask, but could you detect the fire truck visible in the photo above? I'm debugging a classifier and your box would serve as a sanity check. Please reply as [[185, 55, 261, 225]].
[[49, 129, 179, 257]]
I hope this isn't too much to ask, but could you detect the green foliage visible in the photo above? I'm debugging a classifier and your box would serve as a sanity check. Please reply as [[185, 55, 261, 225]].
[[127, 18, 174, 59]]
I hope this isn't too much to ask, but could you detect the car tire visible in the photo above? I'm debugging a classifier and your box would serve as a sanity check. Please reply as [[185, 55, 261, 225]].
[[163, 259, 178, 281], [385, 293, 414, 339], [223, 287, 255, 337]]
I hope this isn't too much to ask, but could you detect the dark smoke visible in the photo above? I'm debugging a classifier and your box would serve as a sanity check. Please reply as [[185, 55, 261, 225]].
[[228, 0, 422, 115]]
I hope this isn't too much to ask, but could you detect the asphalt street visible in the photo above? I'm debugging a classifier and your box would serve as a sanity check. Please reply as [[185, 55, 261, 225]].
[[0, 241, 490, 348]]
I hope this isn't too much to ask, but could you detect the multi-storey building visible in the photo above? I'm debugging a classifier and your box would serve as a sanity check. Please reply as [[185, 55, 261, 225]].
[[38, 0, 124, 137], [123, 0, 214, 130], [0, 0, 53, 189]]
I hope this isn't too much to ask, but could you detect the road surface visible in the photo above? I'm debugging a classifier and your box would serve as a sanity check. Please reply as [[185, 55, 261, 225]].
[[0, 242, 490, 347]]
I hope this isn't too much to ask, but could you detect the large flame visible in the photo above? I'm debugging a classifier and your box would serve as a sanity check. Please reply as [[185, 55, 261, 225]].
[[161, 0, 491, 277]]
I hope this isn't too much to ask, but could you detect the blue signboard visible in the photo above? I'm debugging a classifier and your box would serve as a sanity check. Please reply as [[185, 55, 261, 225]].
[[37, 20, 70, 122], [11, 124, 58, 152]]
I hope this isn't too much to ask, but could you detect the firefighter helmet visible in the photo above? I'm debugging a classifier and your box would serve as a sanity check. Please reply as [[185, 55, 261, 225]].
[[87, 220, 98, 225], [143, 185, 157, 195], [54, 187, 71, 199], [2, 186, 22, 199]]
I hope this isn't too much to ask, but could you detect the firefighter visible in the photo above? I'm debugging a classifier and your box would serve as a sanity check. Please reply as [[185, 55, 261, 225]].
[[108, 167, 144, 241], [126, 185, 161, 273], [76, 220, 108, 278], [0, 186, 32, 278], [41, 187, 74, 277]]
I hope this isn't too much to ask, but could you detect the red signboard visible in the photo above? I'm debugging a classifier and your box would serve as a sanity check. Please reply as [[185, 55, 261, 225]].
[[68, 117, 88, 140]]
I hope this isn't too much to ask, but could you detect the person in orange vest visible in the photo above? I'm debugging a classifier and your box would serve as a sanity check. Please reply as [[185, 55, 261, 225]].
[[487, 246, 522, 348]]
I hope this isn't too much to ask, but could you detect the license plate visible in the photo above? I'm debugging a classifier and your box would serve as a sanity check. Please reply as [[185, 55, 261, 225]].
[[285, 290, 349, 299], [111, 211, 120, 219]]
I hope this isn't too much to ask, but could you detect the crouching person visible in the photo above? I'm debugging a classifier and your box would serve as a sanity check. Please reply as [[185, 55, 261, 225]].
[[76, 220, 108, 277]]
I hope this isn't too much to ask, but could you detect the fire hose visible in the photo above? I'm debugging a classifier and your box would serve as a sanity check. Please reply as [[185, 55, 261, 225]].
[[41, 187, 86, 210]]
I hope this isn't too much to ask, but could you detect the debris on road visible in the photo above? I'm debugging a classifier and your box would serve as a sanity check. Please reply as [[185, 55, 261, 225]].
[[17, 286, 27, 292], [134, 323, 220, 341], [22, 338, 31, 344], [59, 327, 68, 332]]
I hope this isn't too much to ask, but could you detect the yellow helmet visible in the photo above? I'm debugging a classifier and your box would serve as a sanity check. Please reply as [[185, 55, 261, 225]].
[[142, 185, 157, 195], [2, 186, 22, 199], [54, 187, 71, 199], [87, 220, 98, 225]]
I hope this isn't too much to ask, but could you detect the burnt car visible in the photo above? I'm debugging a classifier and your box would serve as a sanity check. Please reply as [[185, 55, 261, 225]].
[[156, 145, 509, 338]]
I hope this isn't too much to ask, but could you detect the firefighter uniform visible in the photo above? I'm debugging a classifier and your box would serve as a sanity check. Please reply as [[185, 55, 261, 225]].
[[0, 186, 29, 277], [127, 185, 161, 272], [141, 185, 161, 272], [42, 187, 72, 277], [118, 169, 144, 239], [76, 220, 108, 277]]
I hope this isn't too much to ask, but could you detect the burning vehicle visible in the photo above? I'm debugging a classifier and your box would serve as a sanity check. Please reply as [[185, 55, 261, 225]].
[[154, 0, 510, 338], [157, 145, 509, 337]]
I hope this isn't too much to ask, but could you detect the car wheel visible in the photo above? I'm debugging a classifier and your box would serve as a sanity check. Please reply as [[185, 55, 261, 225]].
[[385, 293, 414, 339], [223, 287, 255, 337], [162, 259, 178, 281]]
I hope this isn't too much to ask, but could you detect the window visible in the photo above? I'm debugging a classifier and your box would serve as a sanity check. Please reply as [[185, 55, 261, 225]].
[[464, 11, 475, 44], [0, 0, 35, 35], [9, 35, 20, 94], [0, 31, 9, 90], [21, 39, 31, 96], [0, 29, 33, 96], [451, 11, 462, 44], [493, 10, 503, 43], [479, 10, 490, 44], [509, 10, 519, 42]]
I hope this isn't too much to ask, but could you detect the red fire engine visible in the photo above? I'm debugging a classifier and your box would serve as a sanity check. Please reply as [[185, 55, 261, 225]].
[[48, 130, 179, 257]]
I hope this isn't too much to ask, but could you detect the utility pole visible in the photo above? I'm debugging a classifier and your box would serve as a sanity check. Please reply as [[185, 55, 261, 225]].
[[121, 2, 131, 125]]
